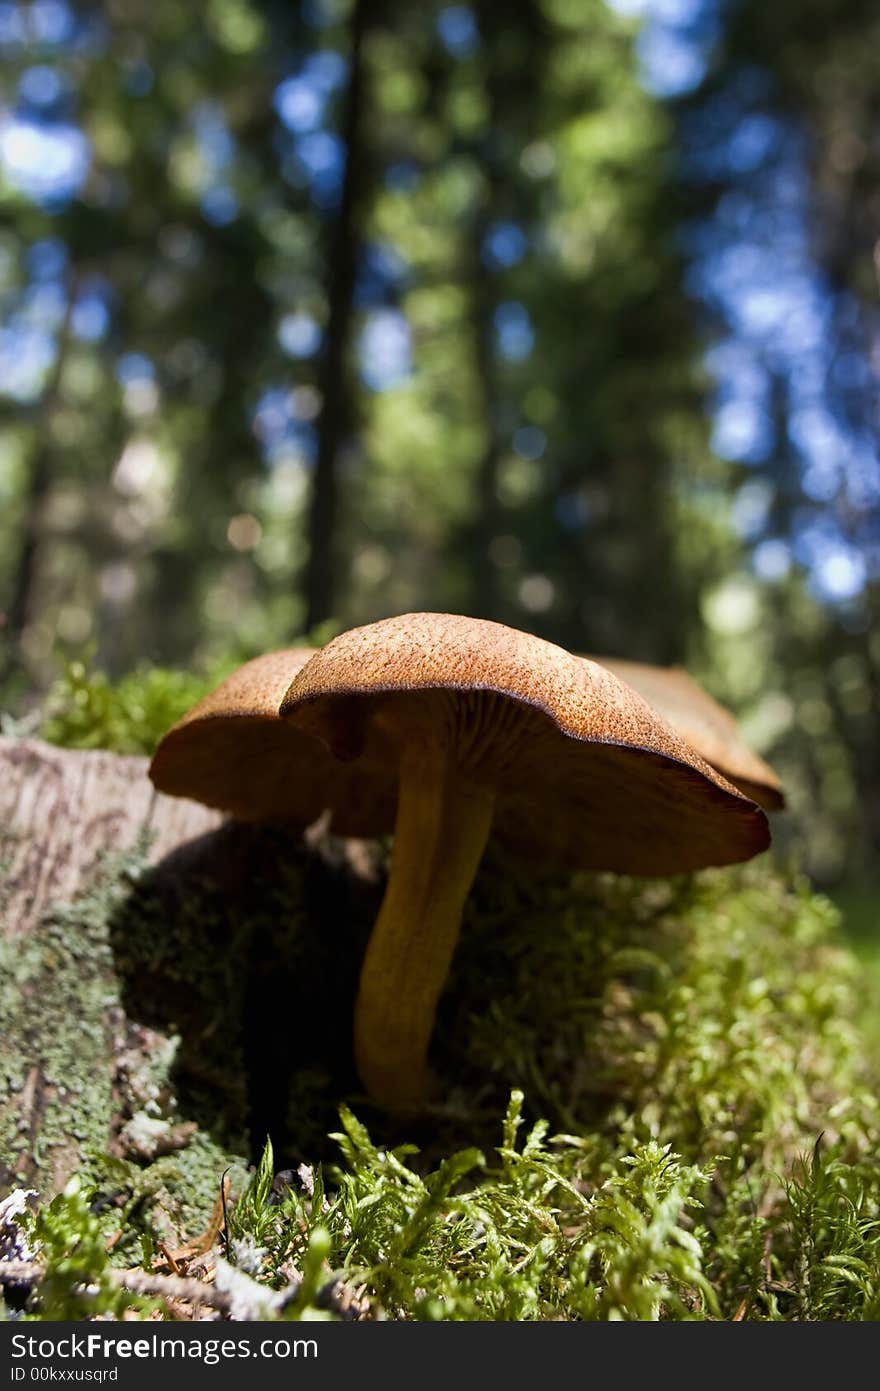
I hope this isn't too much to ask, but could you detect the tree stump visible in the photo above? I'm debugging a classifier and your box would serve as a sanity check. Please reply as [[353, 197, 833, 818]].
[[0, 735, 380, 1218], [0, 735, 223, 1200], [0, 735, 223, 943]]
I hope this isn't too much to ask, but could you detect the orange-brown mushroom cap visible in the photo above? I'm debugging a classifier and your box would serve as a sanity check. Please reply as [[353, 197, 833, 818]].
[[148, 646, 397, 833], [587, 656, 785, 812], [277, 612, 770, 875]]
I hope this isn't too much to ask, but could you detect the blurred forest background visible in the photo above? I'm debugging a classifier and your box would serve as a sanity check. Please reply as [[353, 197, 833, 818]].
[[0, 0, 877, 913]]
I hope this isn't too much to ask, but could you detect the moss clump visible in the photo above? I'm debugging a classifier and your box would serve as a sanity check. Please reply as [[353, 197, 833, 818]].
[[21, 1178, 155, 1321], [35, 659, 226, 755], [0, 841, 251, 1243], [235, 1082, 880, 1321], [0, 850, 131, 1192], [443, 858, 876, 1170]]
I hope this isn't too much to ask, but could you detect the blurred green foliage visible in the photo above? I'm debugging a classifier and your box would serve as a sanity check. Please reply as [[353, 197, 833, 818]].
[[38, 657, 222, 753]]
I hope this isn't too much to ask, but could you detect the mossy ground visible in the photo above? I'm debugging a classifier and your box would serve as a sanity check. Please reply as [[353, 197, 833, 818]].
[[2, 660, 879, 1321]]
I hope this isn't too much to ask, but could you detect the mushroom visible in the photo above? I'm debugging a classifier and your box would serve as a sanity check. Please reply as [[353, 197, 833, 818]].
[[150, 614, 773, 1112], [148, 646, 397, 832], [586, 656, 784, 810]]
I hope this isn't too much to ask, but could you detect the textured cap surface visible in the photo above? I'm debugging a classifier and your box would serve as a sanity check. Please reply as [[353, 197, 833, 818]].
[[589, 656, 784, 811], [277, 613, 770, 874], [148, 647, 397, 831]]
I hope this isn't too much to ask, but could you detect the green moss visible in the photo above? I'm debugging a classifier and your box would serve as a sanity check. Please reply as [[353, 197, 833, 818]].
[[1, 852, 125, 1190], [25, 1178, 155, 1321], [0, 841, 251, 1245], [3, 829, 880, 1320], [443, 858, 876, 1169], [37, 659, 228, 755]]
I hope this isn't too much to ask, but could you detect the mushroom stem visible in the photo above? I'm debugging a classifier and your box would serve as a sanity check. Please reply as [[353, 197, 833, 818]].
[[353, 740, 495, 1110]]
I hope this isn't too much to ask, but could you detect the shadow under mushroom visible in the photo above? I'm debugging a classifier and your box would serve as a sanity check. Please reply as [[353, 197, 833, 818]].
[[106, 819, 383, 1166], [105, 811, 711, 1174]]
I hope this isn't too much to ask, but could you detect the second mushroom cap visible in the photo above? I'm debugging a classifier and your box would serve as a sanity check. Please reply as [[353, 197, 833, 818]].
[[586, 654, 784, 812]]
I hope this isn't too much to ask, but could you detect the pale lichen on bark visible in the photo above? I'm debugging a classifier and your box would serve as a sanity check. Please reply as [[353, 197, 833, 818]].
[[0, 735, 241, 1231], [0, 734, 381, 1240]]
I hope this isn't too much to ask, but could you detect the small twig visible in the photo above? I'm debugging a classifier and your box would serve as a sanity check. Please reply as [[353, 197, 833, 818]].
[[159, 1242, 182, 1276], [220, 1169, 231, 1260], [0, 1258, 234, 1315], [164, 1173, 231, 1264], [762, 1230, 774, 1285], [112, 1266, 234, 1314]]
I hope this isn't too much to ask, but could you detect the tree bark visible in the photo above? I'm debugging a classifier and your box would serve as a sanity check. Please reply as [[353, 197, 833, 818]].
[[1, 277, 80, 686], [303, 0, 373, 631], [0, 736, 223, 1195], [0, 736, 379, 1203], [0, 736, 221, 942], [468, 201, 505, 622]]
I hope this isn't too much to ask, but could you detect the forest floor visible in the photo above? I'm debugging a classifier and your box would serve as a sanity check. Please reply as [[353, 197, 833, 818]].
[[1, 671, 879, 1321]]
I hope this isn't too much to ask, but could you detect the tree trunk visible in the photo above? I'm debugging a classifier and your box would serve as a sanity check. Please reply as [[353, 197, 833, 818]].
[[303, 0, 373, 631], [0, 736, 222, 943], [468, 203, 504, 622], [1, 278, 79, 686]]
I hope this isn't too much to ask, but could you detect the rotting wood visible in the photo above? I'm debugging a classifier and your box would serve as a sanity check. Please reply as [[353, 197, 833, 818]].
[[0, 735, 223, 943], [0, 734, 381, 1205], [0, 735, 224, 1198]]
